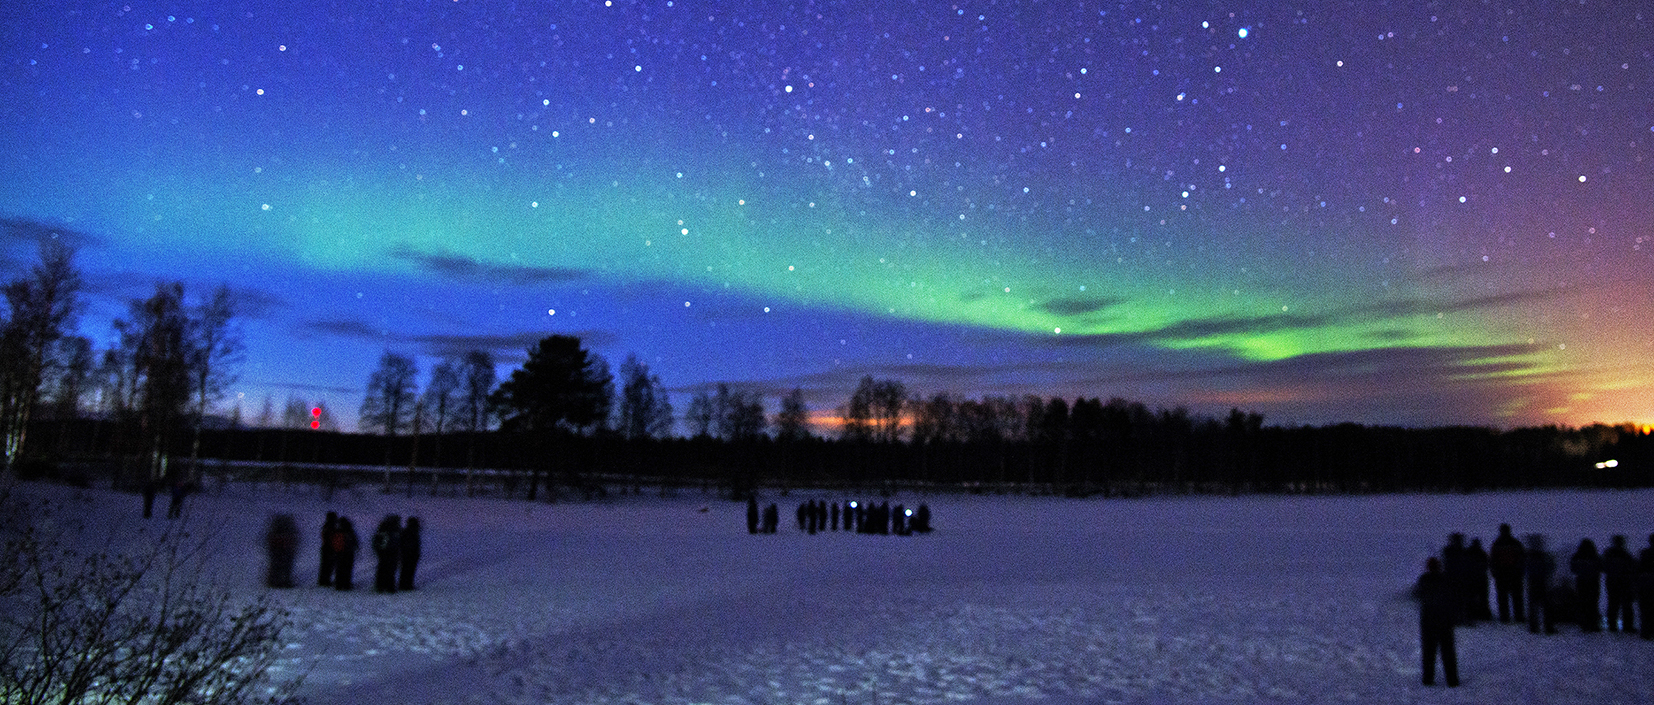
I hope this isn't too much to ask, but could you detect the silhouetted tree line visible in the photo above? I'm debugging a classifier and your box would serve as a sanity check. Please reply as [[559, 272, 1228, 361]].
[[4, 243, 1646, 496], [1, 238, 245, 488], [24, 400, 1647, 499]]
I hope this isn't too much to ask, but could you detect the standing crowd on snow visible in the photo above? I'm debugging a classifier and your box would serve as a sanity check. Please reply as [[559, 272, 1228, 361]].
[[745, 496, 933, 536], [262, 510, 422, 593], [1416, 523, 1654, 688]]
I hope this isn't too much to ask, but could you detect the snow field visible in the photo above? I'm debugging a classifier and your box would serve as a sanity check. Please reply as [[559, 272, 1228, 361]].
[[38, 482, 1654, 704]]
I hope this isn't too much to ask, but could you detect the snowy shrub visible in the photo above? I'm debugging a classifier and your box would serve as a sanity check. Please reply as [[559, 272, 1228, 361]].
[[0, 483, 301, 705]]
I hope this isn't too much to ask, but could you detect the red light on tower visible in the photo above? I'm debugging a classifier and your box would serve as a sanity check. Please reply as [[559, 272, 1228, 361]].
[[310, 407, 322, 430]]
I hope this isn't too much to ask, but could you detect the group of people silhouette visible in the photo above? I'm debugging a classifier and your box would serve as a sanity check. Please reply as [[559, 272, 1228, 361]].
[[1416, 524, 1654, 688], [745, 496, 934, 536], [310, 511, 422, 592]]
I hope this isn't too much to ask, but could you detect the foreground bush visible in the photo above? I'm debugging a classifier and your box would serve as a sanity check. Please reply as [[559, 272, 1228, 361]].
[[0, 482, 301, 705]]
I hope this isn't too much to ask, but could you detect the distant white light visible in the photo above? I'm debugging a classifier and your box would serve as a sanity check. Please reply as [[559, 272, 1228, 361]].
[[1238, 27, 1249, 38], [547, 309, 555, 316], [1578, 175, 1587, 182], [261, 203, 271, 211]]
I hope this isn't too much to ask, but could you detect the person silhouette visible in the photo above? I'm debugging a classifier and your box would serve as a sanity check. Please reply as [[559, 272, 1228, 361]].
[[1639, 534, 1654, 639], [318, 511, 338, 587], [1526, 534, 1556, 634], [1602, 534, 1636, 632], [1570, 538, 1604, 632], [1416, 557, 1460, 687], [264, 514, 299, 588], [371, 515, 402, 594], [1465, 538, 1491, 622], [398, 517, 422, 590], [1441, 532, 1468, 624], [1489, 523, 1525, 623], [332, 516, 359, 591]]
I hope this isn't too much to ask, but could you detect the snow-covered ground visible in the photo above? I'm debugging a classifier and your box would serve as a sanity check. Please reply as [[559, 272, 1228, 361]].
[[30, 481, 1654, 704]]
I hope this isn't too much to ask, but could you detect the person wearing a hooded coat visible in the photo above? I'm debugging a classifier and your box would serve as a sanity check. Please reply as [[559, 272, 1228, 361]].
[[1570, 538, 1604, 632], [398, 516, 422, 591], [1415, 557, 1460, 687], [1526, 534, 1556, 634], [372, 515, 402, 593], [318, 511, 338, 587], [1600, 534, 1636, 632], [1489, 523, 1526, 623], [746, 496, 759, 535], [332, 516, 360, 591]]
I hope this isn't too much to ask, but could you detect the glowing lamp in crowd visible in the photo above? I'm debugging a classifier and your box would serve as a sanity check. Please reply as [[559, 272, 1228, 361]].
[[904, 509, 913, 517], [1594, 459, 1619, 469], [849, 501, 857, 508]]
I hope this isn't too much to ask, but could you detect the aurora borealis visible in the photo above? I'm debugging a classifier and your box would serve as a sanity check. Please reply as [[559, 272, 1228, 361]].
[[2, 1, 1650, 430]]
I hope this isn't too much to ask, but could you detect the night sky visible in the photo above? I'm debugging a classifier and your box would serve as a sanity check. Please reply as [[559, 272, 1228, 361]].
[[3, 1, 1651, 431]]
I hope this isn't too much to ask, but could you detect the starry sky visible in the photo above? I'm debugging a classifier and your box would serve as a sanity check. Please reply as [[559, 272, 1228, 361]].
[[3, 0, 1651, 432]]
